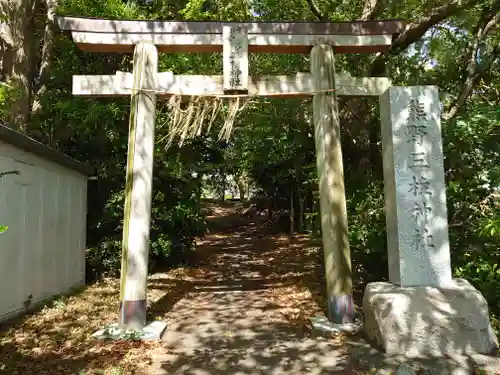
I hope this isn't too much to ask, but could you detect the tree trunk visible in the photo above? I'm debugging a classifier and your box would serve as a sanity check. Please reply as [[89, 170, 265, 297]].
[[369, 117, 381, 173], [289, 189, 295, 242], [237, 181, 246, 201], [1, 42, 13, 81], [32, 0, 57, 115], [218, 169, 226, 201], [2, 0, 36, 131], [298, 187, 304, 233], [267, 196, 273, 220], [295, 162, 303, 232]]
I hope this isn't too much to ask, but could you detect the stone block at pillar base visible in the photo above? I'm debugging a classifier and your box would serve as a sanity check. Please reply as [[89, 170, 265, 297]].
[[92, 321, 167, 341], [362, 279, 498, 357], [310, 316, 362, 337]]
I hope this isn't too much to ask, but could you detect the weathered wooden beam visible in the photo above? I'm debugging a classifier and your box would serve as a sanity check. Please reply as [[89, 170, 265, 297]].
[[68, 32, 391, 54], [56, 17, 406, 54], [311, 44, 354, 324], [72, 73, 391, 97], [57, 17, 406, 35], [119, 43, 158, 330]]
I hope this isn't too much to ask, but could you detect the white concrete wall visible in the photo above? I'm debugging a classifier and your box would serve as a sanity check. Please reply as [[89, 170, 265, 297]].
[[0, 141, 87, 322]]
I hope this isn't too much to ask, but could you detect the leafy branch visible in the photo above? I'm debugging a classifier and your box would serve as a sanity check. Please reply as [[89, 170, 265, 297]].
[[370, 0, 481, 76], [306, 0, 327, 20], [360, 0, 385, 20], [444, 0, 500, 120]]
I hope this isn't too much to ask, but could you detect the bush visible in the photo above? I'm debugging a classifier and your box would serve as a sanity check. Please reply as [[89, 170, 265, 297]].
[[84, 171, 206, 281]]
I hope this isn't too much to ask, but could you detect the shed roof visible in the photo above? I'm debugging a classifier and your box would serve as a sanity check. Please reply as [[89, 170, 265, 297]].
[[0, 125, 94, 176]]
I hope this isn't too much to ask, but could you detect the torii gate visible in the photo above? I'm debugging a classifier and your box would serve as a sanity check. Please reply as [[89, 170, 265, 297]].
[[56, 17, 498, 356], [57, 16, 403, 330]]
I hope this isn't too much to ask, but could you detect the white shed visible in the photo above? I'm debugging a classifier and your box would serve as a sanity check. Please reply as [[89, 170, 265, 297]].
[[0, 125, 92, 322]]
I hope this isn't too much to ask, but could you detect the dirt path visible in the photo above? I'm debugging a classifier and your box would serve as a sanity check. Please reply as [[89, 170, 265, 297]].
[[148, 201, 500, 375], [149, 201, 358, 374]]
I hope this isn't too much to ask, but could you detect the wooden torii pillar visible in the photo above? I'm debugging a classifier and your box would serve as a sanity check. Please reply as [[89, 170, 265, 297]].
[[57, 17, 405, 329]]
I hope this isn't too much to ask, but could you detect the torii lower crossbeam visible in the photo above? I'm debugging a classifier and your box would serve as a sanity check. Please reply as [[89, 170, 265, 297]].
[[73, 72, 391, 98]]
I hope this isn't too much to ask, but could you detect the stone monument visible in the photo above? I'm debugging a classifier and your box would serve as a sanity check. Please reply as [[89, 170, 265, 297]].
[[363, 86, 498, 357]]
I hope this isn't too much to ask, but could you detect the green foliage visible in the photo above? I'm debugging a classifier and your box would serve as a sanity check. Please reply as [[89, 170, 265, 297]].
[[0, 82, 19, 120], [57, 0, 141, 18], [441, 104, 500, 328], [481, 217, 500, 238], [455, 254, 500, 333], [83, 147, 207, 279], [346, 181, 389, 282]]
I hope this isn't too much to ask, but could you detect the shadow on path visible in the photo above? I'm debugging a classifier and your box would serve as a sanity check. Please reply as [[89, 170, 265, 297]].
[[149, 201, 360, 374], [148, 201, 500, 374]]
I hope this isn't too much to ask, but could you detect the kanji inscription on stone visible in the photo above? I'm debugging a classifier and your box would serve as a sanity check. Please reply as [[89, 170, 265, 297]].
[[412, 228, 435, 251], [380, 86, 452, 287], [411, 201, 432, 224], [409, 152, 430, 170], [405, 98, 429, 144], [408, 175, 432, 197]]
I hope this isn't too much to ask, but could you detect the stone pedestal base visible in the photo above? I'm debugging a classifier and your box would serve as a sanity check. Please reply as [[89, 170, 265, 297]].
[[310, 316, 362, 337], [362, 279, 498, 357], [92, 321, 167, 341]]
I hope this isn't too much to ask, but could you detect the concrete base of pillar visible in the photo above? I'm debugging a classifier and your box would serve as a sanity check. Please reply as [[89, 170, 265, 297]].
[[362, 279, 498, 357], [92, 321, 167, 341], [310, 315, 362, 337]]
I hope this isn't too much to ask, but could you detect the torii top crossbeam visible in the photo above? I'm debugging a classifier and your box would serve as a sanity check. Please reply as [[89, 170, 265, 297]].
[[56, 17, 406, 54]]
